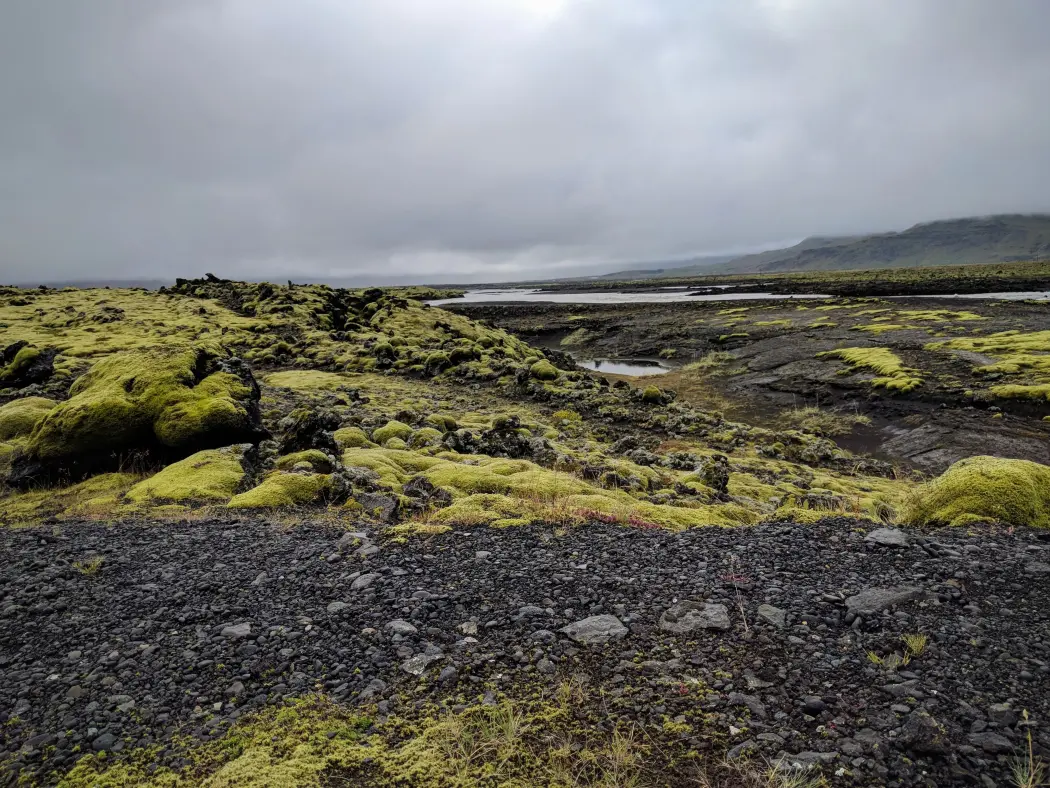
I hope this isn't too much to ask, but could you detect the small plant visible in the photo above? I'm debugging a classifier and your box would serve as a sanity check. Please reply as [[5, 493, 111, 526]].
[[901, 633, 928, 658], [1011, 710, 1047, 788], [73, 556, 104, 576]]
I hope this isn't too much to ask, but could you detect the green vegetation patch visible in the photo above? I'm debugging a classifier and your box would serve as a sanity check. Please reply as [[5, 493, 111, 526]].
[[819, 347, 923, 393], [901, 455, 1050, 529], [930, 330, 1050, 395], [24, 344, 261, 468], [372, 420, 414, 445], [125, 445, 248, 505], [529, 360, 559, 381], [1, 473, 139, 525], [228, 471, 332, 509], [0, 396, 56, 440]]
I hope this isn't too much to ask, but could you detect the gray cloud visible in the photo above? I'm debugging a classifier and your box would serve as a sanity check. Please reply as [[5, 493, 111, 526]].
[[2, 0, 1049, 283]]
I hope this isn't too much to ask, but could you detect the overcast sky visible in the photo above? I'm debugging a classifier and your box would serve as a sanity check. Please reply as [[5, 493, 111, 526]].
[[2, 0, 1049, 284]]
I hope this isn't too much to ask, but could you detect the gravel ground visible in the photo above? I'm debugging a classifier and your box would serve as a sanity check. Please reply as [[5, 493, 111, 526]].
[[2, 517, 1049, 786]]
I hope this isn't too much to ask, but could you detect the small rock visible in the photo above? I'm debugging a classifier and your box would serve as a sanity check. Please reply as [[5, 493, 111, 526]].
[[1025, 561, 1050, 575], [401, 654, 441, 676], [726, 739, 758, 760], [92, 732, 117, 752], [864, 527, 910, 547], [802, 696, 826, 715], [225, 681, 245, 697], [899, 711, 951, 755], [385, 619, 418, 636], [659, 602, 730, 633], [988, 703, 1019, 727], [560, 614, 628, 645], [220, 622, 252, 639], [845, 586, 925, 615], [326, 601, 348, 614], [350, 573, 381, 591], [756, 604, 786, 629], [968, 731, 1013, 754]]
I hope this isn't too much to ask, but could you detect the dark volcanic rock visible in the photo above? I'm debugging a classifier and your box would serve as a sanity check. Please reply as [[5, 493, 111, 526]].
[[0, 517, 1047, 786]]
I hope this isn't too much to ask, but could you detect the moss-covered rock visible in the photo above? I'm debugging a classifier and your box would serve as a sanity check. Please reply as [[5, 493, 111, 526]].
[[372, 420, 413, 445], [425, 413, 458, 433], [11, 344, 265, 484], [125, 445, 249, 504], [227, 472, 332, 508], [901, 455, 1050, 529], [409, 427, 443, 448], [275, 449, 336, 474], [0, 341, 55, 388], [332, 426, 375, 449], [641, 386, 663, 404], [0, 396, 56, 441], [530, 360, 559, 381]]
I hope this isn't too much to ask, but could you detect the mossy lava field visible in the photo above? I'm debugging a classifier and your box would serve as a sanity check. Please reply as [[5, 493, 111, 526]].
[[1, 276, 1049, 787]]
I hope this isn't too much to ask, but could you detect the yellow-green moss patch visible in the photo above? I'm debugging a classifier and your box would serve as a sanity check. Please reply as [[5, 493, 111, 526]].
[[372, 420, 413, 445], [228, 472, 332, 509], [26, 344, 260, 465], [0, 396, 56, 440], [901, 455, 1050, 529], [819, 347, 923, 393], [126, 445, 248, 504]]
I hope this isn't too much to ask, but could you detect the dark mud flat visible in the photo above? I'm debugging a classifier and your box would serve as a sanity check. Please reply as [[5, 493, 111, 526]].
[[454, 297, 1050, 474], [2, 518, 1049, 786]]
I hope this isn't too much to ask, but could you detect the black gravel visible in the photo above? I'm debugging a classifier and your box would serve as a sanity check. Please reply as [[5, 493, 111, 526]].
[[2, 517, 1049, 786]]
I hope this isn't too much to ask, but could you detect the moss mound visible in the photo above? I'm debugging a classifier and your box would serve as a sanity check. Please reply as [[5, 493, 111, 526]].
[[0, 396, 56, 441], [13, 345, 264, 483], [228, 472, 332, 508], [529, 359, 559, 381], [372, 419, 413, 445], [125, 445, 249, 504], [902, 455, 1050, 529], [275, 449, 335, 473], [332, 427, 374, 449]]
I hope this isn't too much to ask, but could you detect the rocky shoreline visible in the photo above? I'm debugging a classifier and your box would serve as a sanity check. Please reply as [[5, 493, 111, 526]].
[[2, 517, 1048, 786]]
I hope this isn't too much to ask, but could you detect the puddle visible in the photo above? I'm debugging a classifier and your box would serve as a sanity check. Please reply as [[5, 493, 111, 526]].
[[577, 358, 670, 376]]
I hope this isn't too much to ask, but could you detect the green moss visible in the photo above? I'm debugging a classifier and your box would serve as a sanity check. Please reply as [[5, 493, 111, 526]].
[[275, 449, 335, 473], [409, 427, 443, 448], [424, 413, 458, 432], [0, 345, 42, 384], [0, 396, 56, 440], [641, 386, 662, 404], [986, 383, 1050, 401], [529, 359, 559, 381], [372, 420, 413, 445], [560, 327, 592, 347], [126, 446, 248, 504], [819, 347, 924, 393], [332, 427, 375, 449], [266, 370, 354, 391], [227, 472, 332, 508], [26, 345, 259, 464], [901, 455, 1050, 529], [1, 472, 139, 525]]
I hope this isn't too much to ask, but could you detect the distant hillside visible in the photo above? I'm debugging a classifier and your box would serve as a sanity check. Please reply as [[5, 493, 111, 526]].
[[659, 214, 1050, 276]]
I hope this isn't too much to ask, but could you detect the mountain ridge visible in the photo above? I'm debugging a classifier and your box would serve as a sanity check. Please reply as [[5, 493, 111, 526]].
[[608, 213, 1050, 280]]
